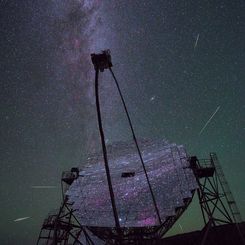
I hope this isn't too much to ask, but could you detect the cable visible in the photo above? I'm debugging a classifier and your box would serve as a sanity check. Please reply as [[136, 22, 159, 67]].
[[109, 67, 162, 224]]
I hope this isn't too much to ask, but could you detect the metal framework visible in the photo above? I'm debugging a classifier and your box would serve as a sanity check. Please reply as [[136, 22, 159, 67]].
[[91, 50, 163, 238], [37, 153, 244, 244], [88, 50, 197, 243], [190, 153, 241, 226], [190, 153, 245, 245], [37, 169, 95, 245], [85, 193, 194, 243], [37, 174, 194, 245], [92, 49, 121, 234]]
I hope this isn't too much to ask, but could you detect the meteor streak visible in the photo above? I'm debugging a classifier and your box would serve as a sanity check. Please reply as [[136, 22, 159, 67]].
[[194, 33, 200, 50], [14, 217, 30, 222], [31, 186, 57, 189], [199, 106, 221, 135], [178, 223, 184, 232]]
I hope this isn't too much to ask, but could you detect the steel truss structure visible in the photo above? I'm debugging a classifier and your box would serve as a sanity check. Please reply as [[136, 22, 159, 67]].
[[37, 173, 194, 244], [190, 153, 244, 245], [37, 170, 95, 245], [37, 152, 243, 245], [190, 153, 242, 226], [86, 193, 194, 243]]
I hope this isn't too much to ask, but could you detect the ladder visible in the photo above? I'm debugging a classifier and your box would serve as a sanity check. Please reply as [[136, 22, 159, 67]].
[[210, 152, 242, 223]]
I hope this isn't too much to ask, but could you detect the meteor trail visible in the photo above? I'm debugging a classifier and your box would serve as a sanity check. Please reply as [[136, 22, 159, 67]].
[[31, 186, 57, 189], [194, 33, 199, 50], [14, 217, 30, 222], [178, 223, 184, 232], [199, 106, 221, 135]]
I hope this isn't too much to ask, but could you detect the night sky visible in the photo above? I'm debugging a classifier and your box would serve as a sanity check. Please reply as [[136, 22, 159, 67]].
[[0, 1, 244, 244]]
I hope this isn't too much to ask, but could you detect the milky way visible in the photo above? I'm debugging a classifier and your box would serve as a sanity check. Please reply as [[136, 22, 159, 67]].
[[46, 0, 124, 155], [0, 1, 244, 244], [48, 0, 108, 153]]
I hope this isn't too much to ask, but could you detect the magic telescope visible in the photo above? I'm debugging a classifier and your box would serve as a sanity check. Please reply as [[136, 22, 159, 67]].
[[37, 50, 244, 245], [66, 50, 197, 240]]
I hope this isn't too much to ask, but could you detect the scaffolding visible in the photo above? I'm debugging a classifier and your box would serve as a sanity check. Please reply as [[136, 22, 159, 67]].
[[190, 153, 242, 226], [190, 153, 245, 245], [37, 152, 244, 245], [37, 169, 95, 245]]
